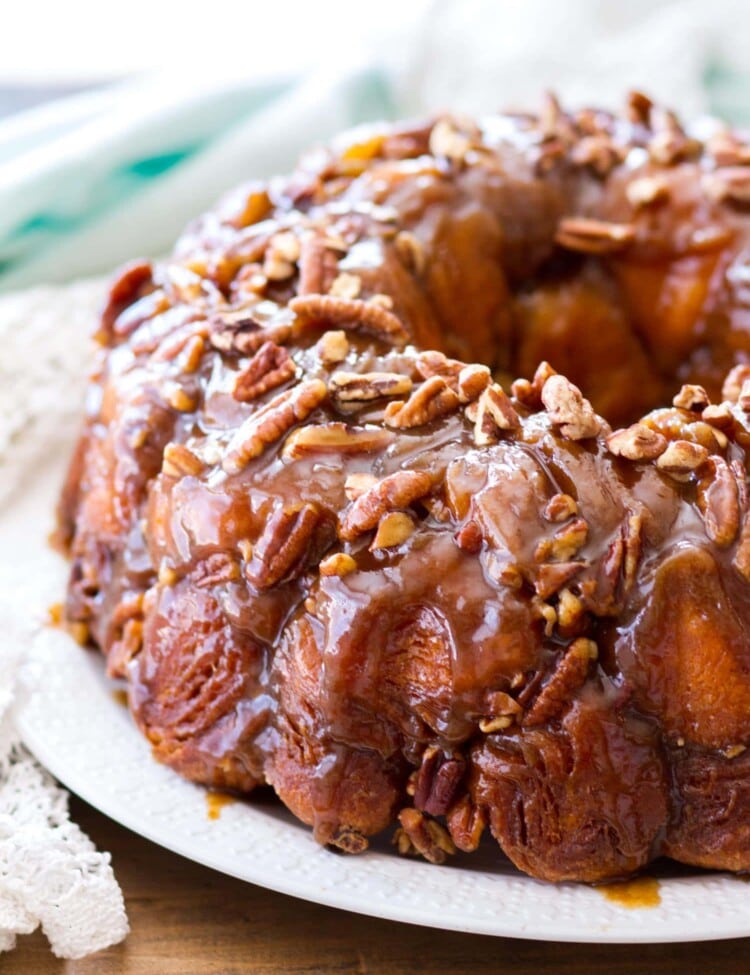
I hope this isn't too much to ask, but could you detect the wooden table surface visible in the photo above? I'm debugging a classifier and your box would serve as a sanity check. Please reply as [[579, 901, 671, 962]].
[[6, 796, 750, 975]]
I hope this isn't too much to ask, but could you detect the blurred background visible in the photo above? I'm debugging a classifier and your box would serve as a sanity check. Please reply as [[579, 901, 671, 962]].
[[0, 0, 747, 290]]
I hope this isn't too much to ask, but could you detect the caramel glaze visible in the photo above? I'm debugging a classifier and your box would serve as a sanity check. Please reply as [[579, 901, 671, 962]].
[[58, 94, 750, 882]]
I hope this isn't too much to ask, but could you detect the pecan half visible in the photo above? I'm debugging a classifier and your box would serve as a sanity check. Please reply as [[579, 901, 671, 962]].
[[606, 423, 667, 461], [233, 342, 296, 403], [297, 234, 340, 296], [339, 470, 432, 540], [282, 422, 394, 459], [223, 379, 327, 473], [524, 638, 598, 726], [555, 217, 635, 255], [288, 294, 409, 345], [246, 503, 325, 589], [541, 375, 601, 440], [697, 456, 741, 547], [446, 795, 486, 853], [329, 370, 412, 402], [384, 375, 461, 429], [413, 747, 466, 817]]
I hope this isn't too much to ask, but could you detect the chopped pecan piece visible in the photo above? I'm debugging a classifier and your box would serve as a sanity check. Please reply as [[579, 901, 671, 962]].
[[262, 231, 301, 281], [543, 493, 578, 523], [245, 503, 324, 589], [288, 294, 408, 345], [329, 271, 362, 299], [319, 552, 358, 577], [394, 230, 426, 274], [415, 350, 463, 383], [429, 116, 478, 162], [329, 370, 413, 402], [344, 472, 378, 500], [535, 517, 589, 562], [384, 375, 461, 429], [541, 375, 601, 440], [606, 423, 668, 461], [733, 517, 750, 582], [511, 360, 557, 409], [534, 561, 583, 599], [555, 217, 635, 255], [571, 134, 623, 177], [524, 638, 598, 726], [316, 329, 349, 365], [473, 383, 520, 445], [164, 384, 197, 413], [282, 422, 394, 459], [649, 109, 702, 165], [722, 365, 750, 403], [626, 89, 653, 125], [223, 379, 327, 473], [232, 342, 296, 403], [701, 406, 736, 432], [672, 384, 710, 412], [626, 175, 671, 209], [162, 443, 204, 478], [371, 511, 415, 550], [339, 470, 433, 540], [703, 167, 750, 207], [454, 519, 483, 554], [457, 364, 491, 403], [697, 456, 741, 548], [209, 306, 293, 356], [327, 827, 368, 854], [192, 553, 241, 588], [656, 439, 709, 477], [394, 809, 456, 864]]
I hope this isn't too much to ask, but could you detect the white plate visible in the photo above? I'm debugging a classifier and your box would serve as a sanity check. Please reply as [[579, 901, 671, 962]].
[[9, 450, 750, 944]]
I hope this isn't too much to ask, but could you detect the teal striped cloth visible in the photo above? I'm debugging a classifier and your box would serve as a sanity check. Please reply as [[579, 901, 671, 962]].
[[0, 56, 745, 293], [0, 67, 395, 292]]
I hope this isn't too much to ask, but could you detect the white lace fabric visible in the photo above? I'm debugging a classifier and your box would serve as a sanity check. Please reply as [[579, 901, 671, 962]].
[[0, 281, 129, 958]]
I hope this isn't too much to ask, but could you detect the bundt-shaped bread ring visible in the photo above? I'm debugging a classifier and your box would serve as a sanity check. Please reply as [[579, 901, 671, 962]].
[[59, 92, 750, 882]]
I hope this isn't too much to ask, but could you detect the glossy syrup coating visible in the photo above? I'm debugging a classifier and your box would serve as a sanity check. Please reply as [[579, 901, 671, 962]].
[[59, 93, 750, 881]]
